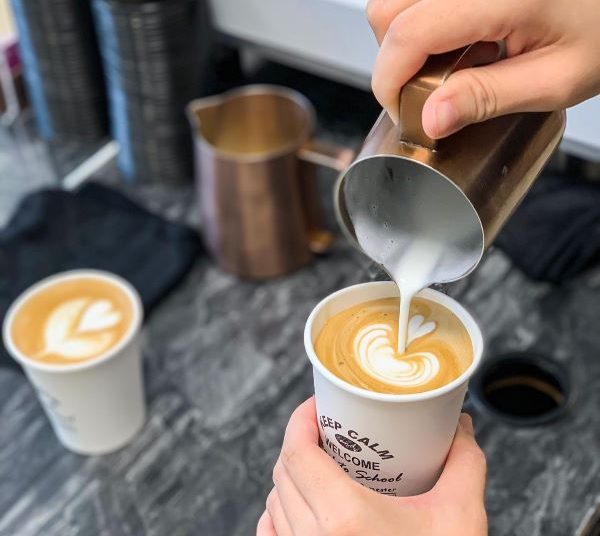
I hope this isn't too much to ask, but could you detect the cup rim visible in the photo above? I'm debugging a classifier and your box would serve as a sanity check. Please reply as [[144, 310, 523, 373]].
[[304, 281, 484, 403], [2, 270, 144, 374]]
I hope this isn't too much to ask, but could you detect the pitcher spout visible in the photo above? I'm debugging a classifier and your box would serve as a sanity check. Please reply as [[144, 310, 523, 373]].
[[186, 95, 224, 135]]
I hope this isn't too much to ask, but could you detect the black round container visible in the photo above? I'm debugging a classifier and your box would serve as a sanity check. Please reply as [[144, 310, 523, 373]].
[[470, 352, 572, 426], [92, 0, 200, 182], [11, 0, 108, 140]]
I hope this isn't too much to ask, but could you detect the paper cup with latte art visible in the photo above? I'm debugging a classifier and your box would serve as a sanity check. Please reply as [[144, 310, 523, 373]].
[[305, 281, 483, 496], [3, 270, 145, 455]]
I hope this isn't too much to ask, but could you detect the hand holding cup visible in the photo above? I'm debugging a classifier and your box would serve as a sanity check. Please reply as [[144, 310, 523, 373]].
[[258, 398, 487, 536]]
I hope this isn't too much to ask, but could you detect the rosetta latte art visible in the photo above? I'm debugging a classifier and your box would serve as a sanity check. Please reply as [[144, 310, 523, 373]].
[[355, 318, 439, 388], [9, 275, 135, 366], [315, 297, 473, 395], [36, 298, 123, 360]]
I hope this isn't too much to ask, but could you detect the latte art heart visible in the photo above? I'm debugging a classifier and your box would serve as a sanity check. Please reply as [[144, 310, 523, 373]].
[[9, 274, 135, 366], [315, 297, 473, 395], [39, 298, 123, 360], [355, 323, 440, 387], [407, 315, 436, 345]]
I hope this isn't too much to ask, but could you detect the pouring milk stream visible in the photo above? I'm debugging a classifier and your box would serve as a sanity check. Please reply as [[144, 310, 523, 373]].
[[344, 161, 482, 354], [336, 45, 565, 359]]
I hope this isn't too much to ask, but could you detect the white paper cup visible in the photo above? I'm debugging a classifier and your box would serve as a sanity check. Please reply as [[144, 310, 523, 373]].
[[305, 281, 483, 496], [3, 270, 145, 455]]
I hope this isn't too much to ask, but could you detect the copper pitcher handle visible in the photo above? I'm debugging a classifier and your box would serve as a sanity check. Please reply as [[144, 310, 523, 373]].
[[399, 42, 504, 149], [298, 140, 355, 254]]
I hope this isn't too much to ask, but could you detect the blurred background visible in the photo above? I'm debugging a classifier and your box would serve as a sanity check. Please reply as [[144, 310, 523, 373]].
[[0, 1, 599, 535]]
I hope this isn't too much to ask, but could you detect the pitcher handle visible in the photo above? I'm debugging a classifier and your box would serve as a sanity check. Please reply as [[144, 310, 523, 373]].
[[399, 42, 504, 149], [297, 140, 355, 254]]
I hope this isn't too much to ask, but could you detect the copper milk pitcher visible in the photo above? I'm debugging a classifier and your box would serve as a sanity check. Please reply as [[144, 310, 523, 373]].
[[336, 44, 567, 283], [188, 85, 354, 279]]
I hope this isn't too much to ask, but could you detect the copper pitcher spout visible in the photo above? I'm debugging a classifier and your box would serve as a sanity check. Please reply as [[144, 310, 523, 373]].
[[186, 94, 225, 142]]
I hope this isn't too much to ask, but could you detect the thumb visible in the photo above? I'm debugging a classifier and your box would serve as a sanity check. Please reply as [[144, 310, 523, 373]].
[[433, 413, 487, 501], [421, 48, 575, 138]]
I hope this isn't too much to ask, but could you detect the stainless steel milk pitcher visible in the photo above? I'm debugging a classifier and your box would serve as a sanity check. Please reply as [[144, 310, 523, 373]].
[[336, 43, 566, 283]]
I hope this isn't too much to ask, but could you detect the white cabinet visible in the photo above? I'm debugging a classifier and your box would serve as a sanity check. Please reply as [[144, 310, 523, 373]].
[[210, 0, 600, 161], [209, 0, 378, 86]]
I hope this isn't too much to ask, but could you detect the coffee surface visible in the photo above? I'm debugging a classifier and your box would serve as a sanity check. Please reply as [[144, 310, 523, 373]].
[[315, 297, 473, 394], [10, 276, 135, 365]]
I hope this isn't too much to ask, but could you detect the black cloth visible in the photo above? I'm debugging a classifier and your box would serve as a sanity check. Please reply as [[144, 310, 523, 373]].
[[0, 182, 202, 369], [496, 178, 600, 283]]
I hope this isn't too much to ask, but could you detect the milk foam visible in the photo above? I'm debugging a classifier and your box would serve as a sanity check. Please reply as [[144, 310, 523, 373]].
[[354, 317, 439, 388], [38, 298, 122, 360], [389, 240, 444, 353]]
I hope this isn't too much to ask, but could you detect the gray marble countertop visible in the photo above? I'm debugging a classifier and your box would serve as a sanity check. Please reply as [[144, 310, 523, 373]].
[[0, 68, 599, 536]]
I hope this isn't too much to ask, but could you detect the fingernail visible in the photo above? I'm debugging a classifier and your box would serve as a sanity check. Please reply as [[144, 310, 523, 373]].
[[432, 100, 458, 138], [459, 413, 474, 435]]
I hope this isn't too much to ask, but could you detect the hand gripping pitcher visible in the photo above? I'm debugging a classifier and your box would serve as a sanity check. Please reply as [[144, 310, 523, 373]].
[[336, 43, 566, 286]]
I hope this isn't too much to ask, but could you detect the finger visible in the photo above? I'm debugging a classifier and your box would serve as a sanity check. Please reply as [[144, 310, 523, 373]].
[[256, 510, 276, 536], [459, 412, 475, 435], [372, 0, 514, 122], [366, 0, 421, 44], [266, 489, 293, 536], [434, 413, 487, 500], [422, 47, 581, 138], [279, 398, 362, 515], [272, 459, 316, 532], [287, 397, 320, 443]]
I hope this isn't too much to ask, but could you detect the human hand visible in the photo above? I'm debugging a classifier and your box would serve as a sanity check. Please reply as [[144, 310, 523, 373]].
[[367, 0, 600, 138], [257, 397, 487, 536]]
